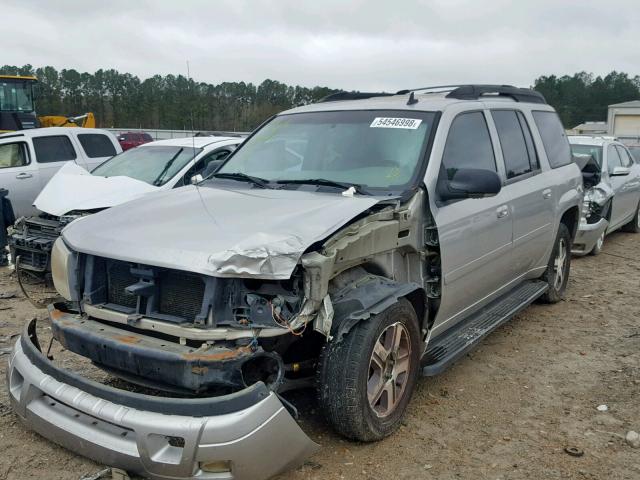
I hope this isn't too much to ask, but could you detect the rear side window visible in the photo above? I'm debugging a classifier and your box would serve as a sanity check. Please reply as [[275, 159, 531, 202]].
[[32, 135, 77, 163], [442, 111, 496, 180], [532, 111, 572, 168], [78, 134, 117, 158], [143, 134, 153, 141], [0, 142, 29, 169], [492, 110, 538, 179]]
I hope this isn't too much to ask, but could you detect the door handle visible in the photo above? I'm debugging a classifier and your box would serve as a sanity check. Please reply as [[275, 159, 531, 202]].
[[15, 172, 33, 179], [542, 189, 552, 199], [496, 206, 509, 218]]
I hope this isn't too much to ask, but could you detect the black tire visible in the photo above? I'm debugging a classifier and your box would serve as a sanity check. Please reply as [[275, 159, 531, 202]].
[[622, 201, 640, 233], [317, 298, 421, 442], [539, 223, 571, 304]]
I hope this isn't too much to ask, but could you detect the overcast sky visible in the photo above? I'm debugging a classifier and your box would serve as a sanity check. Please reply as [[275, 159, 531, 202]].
[[4, 0, 640, 91]]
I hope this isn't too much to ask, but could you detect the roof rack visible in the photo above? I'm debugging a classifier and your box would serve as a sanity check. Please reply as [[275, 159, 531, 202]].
[[318, 91, 394, 103], [397, 84, 547, 104]]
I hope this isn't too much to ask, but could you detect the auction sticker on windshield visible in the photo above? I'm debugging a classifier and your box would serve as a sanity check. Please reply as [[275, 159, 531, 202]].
[[370, 117, 423, 129]]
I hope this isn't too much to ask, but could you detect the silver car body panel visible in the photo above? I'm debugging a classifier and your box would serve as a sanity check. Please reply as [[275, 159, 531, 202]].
[[61, 184, 380, 280], [7, 335, 319, 480], [572, 217, 609, 255], [424, 101, 582, 334]]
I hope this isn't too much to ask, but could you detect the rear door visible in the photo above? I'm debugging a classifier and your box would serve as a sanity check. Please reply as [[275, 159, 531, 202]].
[[0, 139, 40, 217], [490, 109, 554, 275], [431, 110, 513, 334], [75, 132, 120, 170], [31, 134, 79, 188]]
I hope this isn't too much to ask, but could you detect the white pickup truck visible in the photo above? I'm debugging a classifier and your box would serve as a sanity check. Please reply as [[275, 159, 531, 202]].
[[0, 127, 122, 217]]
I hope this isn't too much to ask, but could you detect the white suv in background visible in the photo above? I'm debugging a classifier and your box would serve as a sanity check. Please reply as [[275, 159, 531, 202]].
[[0, 127, 122, 218]]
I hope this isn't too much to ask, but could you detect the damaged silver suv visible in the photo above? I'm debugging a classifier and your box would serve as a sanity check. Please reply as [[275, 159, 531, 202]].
[[7, 85, 583, 480]]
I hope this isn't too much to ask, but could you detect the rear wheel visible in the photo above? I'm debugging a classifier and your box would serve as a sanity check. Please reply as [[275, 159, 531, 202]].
[[317, 298, 421, 442], [539, 223, 571, 304], [622, 201, 640, 233]]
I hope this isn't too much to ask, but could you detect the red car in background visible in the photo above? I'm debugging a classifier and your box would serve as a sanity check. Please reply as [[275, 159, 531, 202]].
[[117, 132, 153, 151]]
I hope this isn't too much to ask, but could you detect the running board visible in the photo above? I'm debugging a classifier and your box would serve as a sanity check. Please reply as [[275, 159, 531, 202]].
[[422, 280, 548, 376]]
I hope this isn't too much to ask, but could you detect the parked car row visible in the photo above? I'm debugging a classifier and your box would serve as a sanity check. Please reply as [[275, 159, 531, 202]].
[[3, 85, 640, 480], [9, 134, 242, 275]]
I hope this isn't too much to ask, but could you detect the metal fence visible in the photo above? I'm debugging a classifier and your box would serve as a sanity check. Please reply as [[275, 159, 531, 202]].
[[105, 128, 250, 140]]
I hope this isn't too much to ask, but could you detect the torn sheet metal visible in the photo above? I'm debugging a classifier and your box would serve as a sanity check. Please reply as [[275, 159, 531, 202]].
[[62, 184, 380, 280], [34, 162, 158, 216]]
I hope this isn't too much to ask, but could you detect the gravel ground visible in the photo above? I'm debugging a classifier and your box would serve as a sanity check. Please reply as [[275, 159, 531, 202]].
[[0, 231, 638, 480]]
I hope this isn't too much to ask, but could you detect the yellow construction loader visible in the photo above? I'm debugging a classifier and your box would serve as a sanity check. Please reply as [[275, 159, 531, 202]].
[[0, 75, 95, 132]]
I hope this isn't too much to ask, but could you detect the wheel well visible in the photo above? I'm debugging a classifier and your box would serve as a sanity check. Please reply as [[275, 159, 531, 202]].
[[560, 206, 580, 241], [404, 288, 427, 329]]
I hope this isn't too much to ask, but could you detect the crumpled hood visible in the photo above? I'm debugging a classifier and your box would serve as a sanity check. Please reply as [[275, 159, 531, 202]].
[[62, 184, 381, 279], [34, 162, 158, 216]]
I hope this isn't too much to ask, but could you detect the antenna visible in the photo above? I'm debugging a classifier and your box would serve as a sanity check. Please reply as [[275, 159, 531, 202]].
[[187, 60, 221, 231]]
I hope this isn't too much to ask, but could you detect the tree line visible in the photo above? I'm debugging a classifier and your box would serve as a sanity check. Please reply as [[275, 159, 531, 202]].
[[533, 71, 640, 127], [1, 64, 337, 131], [2, 64, 640, 130]]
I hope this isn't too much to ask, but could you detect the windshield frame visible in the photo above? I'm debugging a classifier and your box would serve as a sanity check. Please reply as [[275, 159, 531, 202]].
[[214, 109, 441, 197]]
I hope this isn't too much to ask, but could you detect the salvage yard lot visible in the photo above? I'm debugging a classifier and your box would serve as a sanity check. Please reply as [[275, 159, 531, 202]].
[[0, 232, 638, 480]]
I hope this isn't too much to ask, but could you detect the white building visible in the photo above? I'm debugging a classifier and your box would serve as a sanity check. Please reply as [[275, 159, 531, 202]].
[[607, 100, 640, 142]]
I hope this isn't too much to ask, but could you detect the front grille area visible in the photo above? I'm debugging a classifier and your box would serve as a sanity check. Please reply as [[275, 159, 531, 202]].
[[106, 261, 137, 308], [159, 270, 205, 320], [97, 258, 206, 322]]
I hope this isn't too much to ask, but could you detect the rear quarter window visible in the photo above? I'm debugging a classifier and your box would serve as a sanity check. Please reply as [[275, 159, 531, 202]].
[[532, 111, 572, 168], [78, 133, 117, 158], [32, 135, 77, 163]]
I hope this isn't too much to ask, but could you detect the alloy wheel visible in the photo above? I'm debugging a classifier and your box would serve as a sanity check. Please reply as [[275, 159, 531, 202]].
[[553, 238, 568, 290], [367, 322, 412, 418]]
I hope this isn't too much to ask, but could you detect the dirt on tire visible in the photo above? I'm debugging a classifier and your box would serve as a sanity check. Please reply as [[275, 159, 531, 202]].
[[0, 230, 639, 480]]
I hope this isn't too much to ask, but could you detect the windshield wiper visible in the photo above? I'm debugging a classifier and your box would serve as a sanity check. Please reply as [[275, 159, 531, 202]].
[[152, 148, 184, 186], [276, 178, 366, 194], [212, 172, 271, 189]]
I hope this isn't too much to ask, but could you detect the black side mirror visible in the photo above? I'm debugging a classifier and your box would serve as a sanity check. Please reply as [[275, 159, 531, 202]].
[[438, 168, 502, 201]]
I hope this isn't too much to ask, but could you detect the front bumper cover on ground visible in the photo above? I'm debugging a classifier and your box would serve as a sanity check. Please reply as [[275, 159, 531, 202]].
[[572, 218, 608, 255], [7, 318, 319, 480]]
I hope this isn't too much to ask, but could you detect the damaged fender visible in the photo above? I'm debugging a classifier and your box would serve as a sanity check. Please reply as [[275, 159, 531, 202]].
[[329, 272, 424, 341]]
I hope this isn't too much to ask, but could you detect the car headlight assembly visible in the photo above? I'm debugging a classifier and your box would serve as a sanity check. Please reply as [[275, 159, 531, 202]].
[[51, 237, 80, 301], [585, 187, 607, 205]]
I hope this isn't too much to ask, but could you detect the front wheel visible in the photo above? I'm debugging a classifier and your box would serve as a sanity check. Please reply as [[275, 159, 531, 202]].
[[539, 223, 571, 303], [622, 201, 640, 233], [317, 298, 421, 442]]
